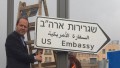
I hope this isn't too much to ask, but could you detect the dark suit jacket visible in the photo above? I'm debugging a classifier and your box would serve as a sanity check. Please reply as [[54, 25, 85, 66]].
[[5, 31, 35, 68]]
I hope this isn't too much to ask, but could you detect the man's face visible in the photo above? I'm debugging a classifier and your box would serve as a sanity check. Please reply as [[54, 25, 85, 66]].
[[16, 18, 28, 36]]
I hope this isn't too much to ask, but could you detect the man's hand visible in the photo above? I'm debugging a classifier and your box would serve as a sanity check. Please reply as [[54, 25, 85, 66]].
[[35, 54, 42, 62]]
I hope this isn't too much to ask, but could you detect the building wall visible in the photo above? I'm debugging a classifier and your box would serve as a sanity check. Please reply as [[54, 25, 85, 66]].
[[75, 42, 120, 63], [76, 53, 98, 63], [0, 0, 7, 67], [97, 43, 120, 60]]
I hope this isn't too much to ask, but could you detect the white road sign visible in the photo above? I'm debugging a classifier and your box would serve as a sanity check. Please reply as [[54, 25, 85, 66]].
[[35, 17, 110, 53]]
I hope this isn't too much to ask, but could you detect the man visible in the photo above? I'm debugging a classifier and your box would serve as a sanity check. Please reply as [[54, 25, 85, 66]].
[[5, 16, 42, 68]]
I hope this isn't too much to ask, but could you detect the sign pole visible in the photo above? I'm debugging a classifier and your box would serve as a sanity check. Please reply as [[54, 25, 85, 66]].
[[57, 0, 69, 68], [7, 0, 14, 35]]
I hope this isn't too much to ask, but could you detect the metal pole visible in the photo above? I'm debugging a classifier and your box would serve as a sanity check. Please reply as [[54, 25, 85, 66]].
[[57, 0, 69, 18], [57, 0, 69, 68], [7, 0, 14, 35]]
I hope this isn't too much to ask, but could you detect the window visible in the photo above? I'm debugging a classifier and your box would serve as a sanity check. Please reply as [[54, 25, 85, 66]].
[[103, 58, 105, 60], [109, 49, 111, 51], [90, 58, 97, 64], [102, 49, 106, 54], [44, 49, 52, 55], [45, 57, 52, 62], [113, 49, 115, 51]]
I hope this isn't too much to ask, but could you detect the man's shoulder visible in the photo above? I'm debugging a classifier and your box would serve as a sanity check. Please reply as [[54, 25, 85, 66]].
[[7, 31, 15, 37], [7, 31, 18, 40]]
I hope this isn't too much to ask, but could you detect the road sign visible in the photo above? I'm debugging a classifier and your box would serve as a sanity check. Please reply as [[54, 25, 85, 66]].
[[35, 17, 110, 53]]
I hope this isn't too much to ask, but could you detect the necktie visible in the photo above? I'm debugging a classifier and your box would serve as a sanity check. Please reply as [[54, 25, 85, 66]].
[[21, 37, 25, 46]]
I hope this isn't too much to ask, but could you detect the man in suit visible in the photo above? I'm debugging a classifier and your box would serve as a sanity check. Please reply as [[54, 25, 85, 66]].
[[5, 16, 42, 68]]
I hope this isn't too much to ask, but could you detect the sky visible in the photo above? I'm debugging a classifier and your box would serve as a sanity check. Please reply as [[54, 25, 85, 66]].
[[70, 0, 120, 42], [14, 0, 120, 42]]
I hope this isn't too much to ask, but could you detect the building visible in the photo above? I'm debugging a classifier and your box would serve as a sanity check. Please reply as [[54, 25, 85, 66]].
[[76, 52, 98, 63], [74, 40, 120, 63], [97, 40, 120, 60]]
